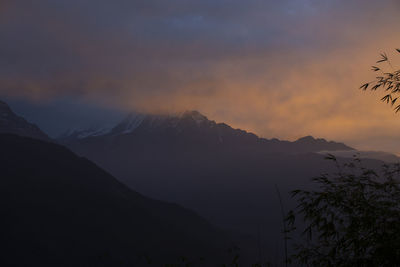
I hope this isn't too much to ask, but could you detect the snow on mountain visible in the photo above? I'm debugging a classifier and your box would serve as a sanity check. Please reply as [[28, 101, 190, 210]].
[[59, 126, 114, 140], [109, 113, 146, 134], [76, 127, 113, 138], [108, 110, 210, 135], [120, 114, 145, 133], [179, 110, 208, 125]]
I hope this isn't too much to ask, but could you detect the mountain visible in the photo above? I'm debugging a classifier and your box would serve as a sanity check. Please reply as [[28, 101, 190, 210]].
[[0, 134, 231, 266], [292, 135, 353, 153], [61, 110, 353, 153], [0, 100, 50, 141], [59, 111, 357, 260]]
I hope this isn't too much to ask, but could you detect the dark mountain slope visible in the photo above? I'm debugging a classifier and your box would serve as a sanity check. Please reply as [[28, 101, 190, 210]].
[[0, 134, 230, 266], [0, 100, 50, 141]]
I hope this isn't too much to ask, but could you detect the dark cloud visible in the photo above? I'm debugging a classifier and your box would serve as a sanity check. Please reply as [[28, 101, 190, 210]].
[[5, 96, 124, 137], [1, 0, 271, 101], [1, 0, 400, 152]]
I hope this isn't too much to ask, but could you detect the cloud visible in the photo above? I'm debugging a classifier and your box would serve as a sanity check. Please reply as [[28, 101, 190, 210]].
[[1, 0, 400, 152]]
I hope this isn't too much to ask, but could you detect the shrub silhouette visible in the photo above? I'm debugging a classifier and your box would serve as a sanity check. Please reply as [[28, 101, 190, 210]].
[[286, 155, 400, 266]]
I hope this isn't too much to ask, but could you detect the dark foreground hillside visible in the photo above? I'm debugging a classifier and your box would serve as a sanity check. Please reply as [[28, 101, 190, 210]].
[[0, 134, 231, 266]]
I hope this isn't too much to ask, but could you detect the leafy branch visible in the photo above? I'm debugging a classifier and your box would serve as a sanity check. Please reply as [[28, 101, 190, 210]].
[[360, 49, 400, 112]]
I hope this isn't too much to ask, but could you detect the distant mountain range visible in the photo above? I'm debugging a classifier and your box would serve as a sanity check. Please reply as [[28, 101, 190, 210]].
[[60, 110, 354, 153], [1, 99, 397, 264], [56, 110, 367, 257]]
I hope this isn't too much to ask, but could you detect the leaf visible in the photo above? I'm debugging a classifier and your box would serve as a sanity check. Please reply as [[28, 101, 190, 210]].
[[377, 53, 388, 63], [372, 66, 380, 72], [360, 83, 369, 90], [381, 94, 391, 104], [325, 154, 337, 161], [372, 84, 381, 91]]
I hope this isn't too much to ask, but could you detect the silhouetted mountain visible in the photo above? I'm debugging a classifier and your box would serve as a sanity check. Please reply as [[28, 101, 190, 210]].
[[59, 111, 357, 261], [292, 135, 353, 152], [0, 100, 50, 141], [0, 134, 231, 266], [61, 110, 353, 153]]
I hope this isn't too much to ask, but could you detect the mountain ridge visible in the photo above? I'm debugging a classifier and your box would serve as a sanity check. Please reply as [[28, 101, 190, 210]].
[[0, 100, 50, 141], [60, 110, 353, 153]]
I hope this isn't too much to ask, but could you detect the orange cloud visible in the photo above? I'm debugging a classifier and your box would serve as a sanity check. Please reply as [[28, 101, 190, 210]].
[[1, 0, 400, 153]]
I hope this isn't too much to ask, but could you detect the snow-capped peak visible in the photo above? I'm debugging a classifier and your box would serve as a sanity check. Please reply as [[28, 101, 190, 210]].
[[118, 113, 146, 134], [179, 110, 208, 125], [77, 127, 112, 138], [61, 110, 212, 140], [60, 126, 113, 140], [111, 110, 210, 134]]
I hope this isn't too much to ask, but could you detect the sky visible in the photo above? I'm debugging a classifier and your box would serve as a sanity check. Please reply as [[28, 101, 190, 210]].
[[1, 0, 400, 153]]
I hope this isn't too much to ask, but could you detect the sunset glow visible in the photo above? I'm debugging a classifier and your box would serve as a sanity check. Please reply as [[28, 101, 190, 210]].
[[1, 0, 400, 152]]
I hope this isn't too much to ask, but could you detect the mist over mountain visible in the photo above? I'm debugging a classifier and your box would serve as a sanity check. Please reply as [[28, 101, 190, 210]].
[[0, 134, 231, 266], [318, 150, 400, 163], [0, 100, 50, 141]]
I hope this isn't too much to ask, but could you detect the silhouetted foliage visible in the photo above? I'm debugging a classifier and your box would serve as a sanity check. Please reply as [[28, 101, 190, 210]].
[[286, 155, 400, 266], [360, 48, 400, 112]]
